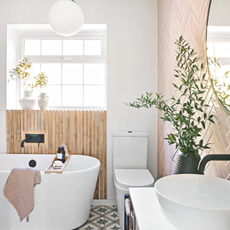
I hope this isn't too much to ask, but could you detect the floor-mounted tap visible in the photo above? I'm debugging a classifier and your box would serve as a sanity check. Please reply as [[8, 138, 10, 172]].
[[198, 154, 230, 174]]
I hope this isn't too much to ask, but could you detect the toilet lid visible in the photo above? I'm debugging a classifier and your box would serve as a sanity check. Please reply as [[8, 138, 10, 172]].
[[114, 169, 154, 189]]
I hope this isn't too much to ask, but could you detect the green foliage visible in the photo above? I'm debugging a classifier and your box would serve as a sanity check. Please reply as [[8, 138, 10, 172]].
[[8, 57, 49, 91], [125, 36, 215, 157]]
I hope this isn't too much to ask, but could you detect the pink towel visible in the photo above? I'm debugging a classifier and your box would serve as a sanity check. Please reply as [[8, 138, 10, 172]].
[[3, 167, 41, 222]]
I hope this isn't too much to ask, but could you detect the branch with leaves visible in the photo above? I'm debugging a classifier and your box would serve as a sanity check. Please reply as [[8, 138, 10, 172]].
[[208, 57, 230, 110], [8, 57, 49, 91], [125, 36, 215, 158]]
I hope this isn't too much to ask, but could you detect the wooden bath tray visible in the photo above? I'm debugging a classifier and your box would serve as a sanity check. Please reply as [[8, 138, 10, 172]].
[[45, 152, 71, 174]]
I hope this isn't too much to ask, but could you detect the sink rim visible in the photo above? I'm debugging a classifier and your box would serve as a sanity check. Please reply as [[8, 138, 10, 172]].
[[155, 174, 230, 211]]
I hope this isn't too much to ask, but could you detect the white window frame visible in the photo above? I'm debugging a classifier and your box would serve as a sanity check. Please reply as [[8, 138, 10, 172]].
[[207, 27, 230, 65], [18, 32, 107, 110]]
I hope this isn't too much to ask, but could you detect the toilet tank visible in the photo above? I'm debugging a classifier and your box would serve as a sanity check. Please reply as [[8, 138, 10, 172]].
[[113, 132, 148, 169]]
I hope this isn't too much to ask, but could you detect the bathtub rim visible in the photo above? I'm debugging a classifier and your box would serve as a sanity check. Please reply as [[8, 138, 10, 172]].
[[0, 154, 100, 174]]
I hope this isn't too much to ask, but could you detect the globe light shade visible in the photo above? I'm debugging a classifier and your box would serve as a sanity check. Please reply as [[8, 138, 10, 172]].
[[48, 0, 84, 36]]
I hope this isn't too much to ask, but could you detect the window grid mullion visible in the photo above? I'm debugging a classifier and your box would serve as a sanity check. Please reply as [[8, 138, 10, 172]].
[[61, 63, 63, 107], [61, 40, 63, 107], [83, 63, 85, 106]]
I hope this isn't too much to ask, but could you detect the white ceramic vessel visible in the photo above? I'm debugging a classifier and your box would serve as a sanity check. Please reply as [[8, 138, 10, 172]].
[[38, 93, 49, 110], [0, 154, 100, 230], [155, 174, 230, 230], [19, 90, 36, 110]]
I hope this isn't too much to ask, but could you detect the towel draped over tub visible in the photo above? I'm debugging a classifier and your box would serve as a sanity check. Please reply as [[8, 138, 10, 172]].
[[3, 167, 41, 222]]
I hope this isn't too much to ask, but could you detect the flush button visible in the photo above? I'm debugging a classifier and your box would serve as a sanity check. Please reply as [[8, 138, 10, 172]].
[[128, 131, 132, 133]]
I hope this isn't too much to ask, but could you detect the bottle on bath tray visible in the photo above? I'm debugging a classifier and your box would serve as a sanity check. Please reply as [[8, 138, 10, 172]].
[[61, 140, 69, 158], [57, 146, 65, 163]]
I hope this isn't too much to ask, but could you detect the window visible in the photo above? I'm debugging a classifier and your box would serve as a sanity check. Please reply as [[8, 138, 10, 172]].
[[7, 27, 107, 110], [207, 27, 230, 90]]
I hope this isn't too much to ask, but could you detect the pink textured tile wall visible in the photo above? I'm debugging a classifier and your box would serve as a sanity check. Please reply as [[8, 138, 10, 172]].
[[157, 0, 230, 179]]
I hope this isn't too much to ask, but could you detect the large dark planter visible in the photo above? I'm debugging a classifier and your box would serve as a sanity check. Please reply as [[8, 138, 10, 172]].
[[173, 152, 201, 174]]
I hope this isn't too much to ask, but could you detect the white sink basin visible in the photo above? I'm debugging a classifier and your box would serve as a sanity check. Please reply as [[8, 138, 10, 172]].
[[155, 174, 230, 230]]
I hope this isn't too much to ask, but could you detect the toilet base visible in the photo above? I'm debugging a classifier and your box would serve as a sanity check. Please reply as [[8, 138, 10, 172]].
[[113, 170, 155, 230], [114, 177, 129, 230]]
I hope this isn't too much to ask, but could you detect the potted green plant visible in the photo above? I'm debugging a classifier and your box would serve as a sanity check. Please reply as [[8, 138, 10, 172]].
[[8, 57, 48, 110], [126, 36, 215, 174]]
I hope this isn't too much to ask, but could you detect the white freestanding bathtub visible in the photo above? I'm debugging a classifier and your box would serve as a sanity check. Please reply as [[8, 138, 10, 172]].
[[0, 154, 100, 230]]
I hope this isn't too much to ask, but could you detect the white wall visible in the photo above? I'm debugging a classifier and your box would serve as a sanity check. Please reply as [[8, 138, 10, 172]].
[[208, 0, 230, 26], [0, 0, 157, 200]]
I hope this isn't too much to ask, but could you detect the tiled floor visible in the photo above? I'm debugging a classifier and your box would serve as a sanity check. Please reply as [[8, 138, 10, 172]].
[[75, 205, 122, 230]]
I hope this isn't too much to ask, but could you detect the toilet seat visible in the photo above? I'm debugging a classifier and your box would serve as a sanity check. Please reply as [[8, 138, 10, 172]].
[[114, 169, 154, 189]]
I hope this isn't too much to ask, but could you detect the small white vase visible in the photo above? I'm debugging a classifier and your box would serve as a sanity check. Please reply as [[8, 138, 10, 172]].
[[38, 93, 49, 110], [19, 91, 36, 110]]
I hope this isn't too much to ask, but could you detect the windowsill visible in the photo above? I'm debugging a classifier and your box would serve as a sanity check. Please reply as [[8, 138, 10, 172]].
[[6, 108, 107, 111]]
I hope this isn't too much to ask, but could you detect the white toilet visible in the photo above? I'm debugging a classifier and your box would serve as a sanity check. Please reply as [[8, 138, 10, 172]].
[[113, 131, 154, 230]]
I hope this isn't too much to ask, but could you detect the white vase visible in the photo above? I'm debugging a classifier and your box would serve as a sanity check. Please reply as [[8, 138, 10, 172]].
[[38, 93, 49, 110], [19, 91, 36, 110]]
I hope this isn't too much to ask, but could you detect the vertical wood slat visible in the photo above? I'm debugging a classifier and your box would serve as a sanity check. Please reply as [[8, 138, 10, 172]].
[[31, 110, 35, 154], [99, 111, 104, 199], [45, 110, 49, 154], [81, 110, 85, 155], [48, 111, 52, 154], [85, 111, 89, 155], [52, 111, 56, 154], [23, 110, 28, 154], [63, 110, 67, 150], [70, 111, 74, 153], [17, 111, 21, 154], [55, 111, 59, 149], [103, 111, 107, 199], [6, 109, 107, 199], [67, 110, 70, 153], [13, 111, 17, 154], [60, 110, 63, 149], [6, 110, 10, 154], [94, 111, 100, 199], [77, 110, 81, 154], [74, 111, 78, 153], [89, 111, 92, 157], [27, 110, 31, 154]]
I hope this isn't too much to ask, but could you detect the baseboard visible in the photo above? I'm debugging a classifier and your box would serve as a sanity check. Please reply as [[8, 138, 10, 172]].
[[92, 199, 116, 205]]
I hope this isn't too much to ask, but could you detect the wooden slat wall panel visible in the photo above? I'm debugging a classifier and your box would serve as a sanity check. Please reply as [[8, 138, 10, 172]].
[[6, 109, 107, 199]]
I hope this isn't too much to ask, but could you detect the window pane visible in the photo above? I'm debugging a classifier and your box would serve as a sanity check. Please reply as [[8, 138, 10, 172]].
[[62, 86, 83, 106], [84, 64, 105, 84], [63, 40, 83, 55], [215, 42, 230, 57], [216, 65, 230, 84], [45, 85, 61, 106], [84, 86, 105, 106], [25, 40, 40, 55], [62, 64, 83, 84], [41, 40, 62, 55], [41, 63, 61, 84], [207, 42, 214, 57], [30, 63, 40, 78], [84, 40, 101, 55]]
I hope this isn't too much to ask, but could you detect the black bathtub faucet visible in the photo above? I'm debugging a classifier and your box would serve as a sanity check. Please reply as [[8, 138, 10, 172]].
[[21, 137, 32, 148], [198, 154, 230, 174]]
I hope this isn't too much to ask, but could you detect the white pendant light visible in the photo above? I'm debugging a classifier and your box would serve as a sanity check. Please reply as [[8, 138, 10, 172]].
[[48, 0, 84, 36]]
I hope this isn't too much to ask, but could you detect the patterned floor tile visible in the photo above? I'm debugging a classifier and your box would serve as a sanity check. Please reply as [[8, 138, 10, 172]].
[[75, 205, 122, 230]]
